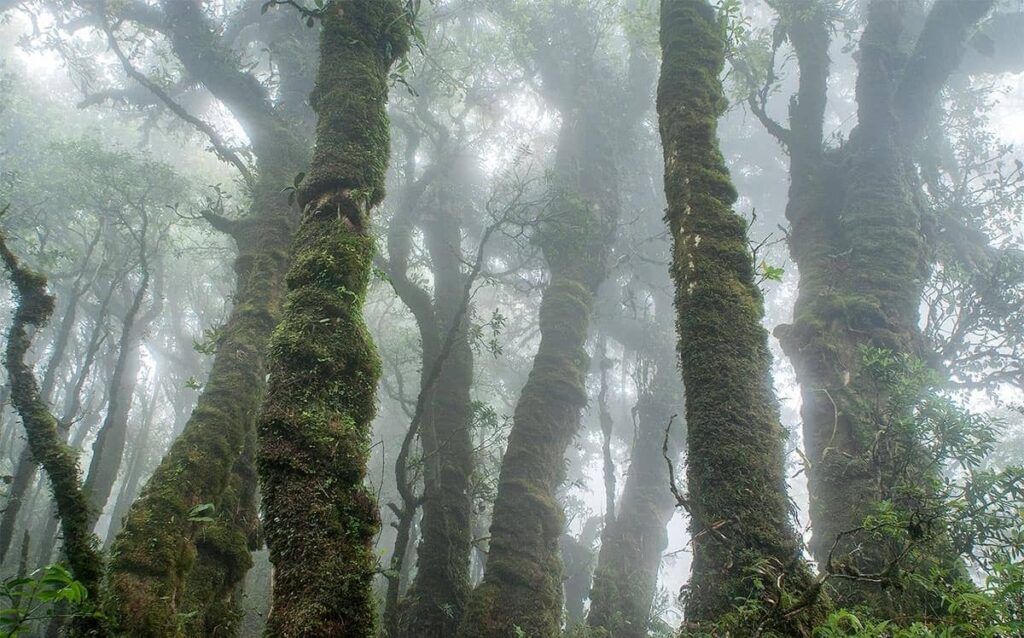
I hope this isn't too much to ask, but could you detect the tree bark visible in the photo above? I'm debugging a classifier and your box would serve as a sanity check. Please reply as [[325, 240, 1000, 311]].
[[0, 231, 107, 637], [656, 1, 823, 632], [587, 331, 681, 638], [396, 195, 475, 638], [457, 4, 622, 634], [255, 2, 408, 635], [101, 0, 312, 631], [772, 0, 992, 614]]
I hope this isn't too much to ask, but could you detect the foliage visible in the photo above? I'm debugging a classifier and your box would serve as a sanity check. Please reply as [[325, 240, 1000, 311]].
[[0, 565, 101, 637]]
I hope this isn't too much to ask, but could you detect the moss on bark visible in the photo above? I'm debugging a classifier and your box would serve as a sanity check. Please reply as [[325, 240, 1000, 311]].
[[458, 276, 596, 638], [255, 2, 408, 635], [398, 208, 475, 638], [0, 230, 107, 637], [656, 1, 824, 632], [774, 0, 993, 616], [104, 155, 298, 638]]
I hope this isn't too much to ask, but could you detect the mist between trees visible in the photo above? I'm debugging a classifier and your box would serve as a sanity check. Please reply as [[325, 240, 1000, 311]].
[[1, 0, 1024, 637]]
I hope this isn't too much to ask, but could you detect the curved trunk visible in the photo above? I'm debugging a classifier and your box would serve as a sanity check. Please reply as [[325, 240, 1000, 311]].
[[255, 2, 408, 634], [656, 0, 822, 631], [0, 287, 83, 564], [105, 204, 293, 636], [0, 232, 107, 636], [457, 274, 598, 638]]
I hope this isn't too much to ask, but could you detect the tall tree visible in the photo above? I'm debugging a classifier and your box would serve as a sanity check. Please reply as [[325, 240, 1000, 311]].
[[754, 0, 994, 613], [656, 0, 823, 632], [382, 136, 477, 636], [95, 1, 313, 632], [255, 1, 409, 634], [457, 1, 623, 634]]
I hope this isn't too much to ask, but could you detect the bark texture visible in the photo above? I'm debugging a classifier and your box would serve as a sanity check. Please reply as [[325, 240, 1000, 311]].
[[255, 2, 408, 635], [657, 0, 822, 632], [0, 231, 107, 637], [457, 7, 619, 632], [772, 0, 993, 615], [397, 202, 475, 638], [587, 340, 680, 637], [102, 0, 311, 632]]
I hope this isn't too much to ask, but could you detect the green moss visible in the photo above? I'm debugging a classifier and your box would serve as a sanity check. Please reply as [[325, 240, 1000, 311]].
[[0, 233, 108, 637], [458, 279, 595, 638], [105, 212, 292, 637], [656, 0, 825, 632], [772, 0, 970, 616], [256, 2, 406, 635]]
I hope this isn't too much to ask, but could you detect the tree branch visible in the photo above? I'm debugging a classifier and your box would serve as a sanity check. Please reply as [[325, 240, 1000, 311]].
[[97, 2, 255, 186], [895, 0, 995, 143]]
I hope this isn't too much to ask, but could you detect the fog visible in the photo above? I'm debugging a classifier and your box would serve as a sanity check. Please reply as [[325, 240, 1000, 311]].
[[1, 1, 1023, 636]]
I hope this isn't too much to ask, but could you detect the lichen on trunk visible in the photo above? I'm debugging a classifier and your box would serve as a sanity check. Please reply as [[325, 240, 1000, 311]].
[[0, 229, 108, 637], [104, 178, 295, 638]]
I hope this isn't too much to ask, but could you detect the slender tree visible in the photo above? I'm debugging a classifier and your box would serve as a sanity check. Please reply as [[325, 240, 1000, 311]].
[[588, 303, 681, 637], [0, 226, 107, 637]]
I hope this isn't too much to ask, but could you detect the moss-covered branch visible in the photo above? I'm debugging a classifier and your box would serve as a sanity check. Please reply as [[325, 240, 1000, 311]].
[[0, 226, 107, 637]]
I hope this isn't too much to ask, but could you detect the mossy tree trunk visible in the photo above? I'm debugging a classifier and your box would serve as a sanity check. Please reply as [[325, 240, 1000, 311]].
[[458, 16, 619, 635], [769, 0, 993, 615], [0, 230, 108, 637], [105, 177, 294, 638], [0, 227, 102, 565], [656, 0, 823, 632], [101, 0, 313, 632], [255, 2, 408, 635], [35, 287, 112, 569], [398, 200, 475, 638]]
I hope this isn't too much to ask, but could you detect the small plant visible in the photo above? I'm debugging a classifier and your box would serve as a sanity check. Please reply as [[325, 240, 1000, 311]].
[[187, 502, 216, 524], [0, 564, 100, 637]]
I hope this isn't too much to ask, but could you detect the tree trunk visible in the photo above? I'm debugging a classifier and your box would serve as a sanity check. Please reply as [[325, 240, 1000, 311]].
[[457, 7, 620, 632], [587, 340, 681, 637], [656, 0, 823, 632], [255, 2, 408, 634], [84, 258, 152, 533], [0, 231, 107, 636], [774, 0, 992, 615], [399, 204, 475, 638], [104, 205, 292, 637], [103, 383, 160, 547], [0, 286, 83, 564]]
